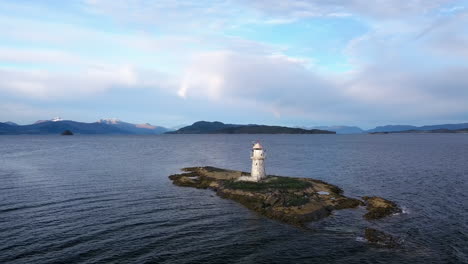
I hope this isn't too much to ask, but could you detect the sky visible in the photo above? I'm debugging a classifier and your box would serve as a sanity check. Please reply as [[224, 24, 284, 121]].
[[1, 0, 468, 129]]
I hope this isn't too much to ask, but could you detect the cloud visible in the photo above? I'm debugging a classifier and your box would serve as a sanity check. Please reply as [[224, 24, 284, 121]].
[[243, 0, 451, 19], [422, 11, 468, 58], [0, 65, 174, 99], [0, 47, 87, 65], [178, 33, 468, 124], [0, 103, 52, 123], [83, 0, 250, 32], [338, 8, 468, 123], [178, 50, 351, 120]]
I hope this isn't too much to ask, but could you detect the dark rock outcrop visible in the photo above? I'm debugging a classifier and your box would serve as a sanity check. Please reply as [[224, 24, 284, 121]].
[[61, 130, 74, 135], [365, 228, 400, 248]]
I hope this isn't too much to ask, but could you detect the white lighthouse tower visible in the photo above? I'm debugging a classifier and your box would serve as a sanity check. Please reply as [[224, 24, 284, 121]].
[[250, 142, 266, 182]]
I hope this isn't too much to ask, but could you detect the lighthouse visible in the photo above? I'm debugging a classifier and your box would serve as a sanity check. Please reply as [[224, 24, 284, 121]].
[[250, 142, 266, 182]]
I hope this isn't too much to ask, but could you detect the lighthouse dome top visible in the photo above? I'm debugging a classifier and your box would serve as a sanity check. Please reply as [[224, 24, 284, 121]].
[[253, 142, 263, 149]]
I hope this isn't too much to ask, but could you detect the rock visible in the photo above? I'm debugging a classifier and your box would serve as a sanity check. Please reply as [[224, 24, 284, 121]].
[[168, 172, 215, 189], [362, 196, 401, 220], [364, 228, 400, 248], [333, 197, 364, 210], [61, 130, 73, 135]]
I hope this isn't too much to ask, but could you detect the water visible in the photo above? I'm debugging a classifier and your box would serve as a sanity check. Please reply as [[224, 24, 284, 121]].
[[0, 134, 467, 264]]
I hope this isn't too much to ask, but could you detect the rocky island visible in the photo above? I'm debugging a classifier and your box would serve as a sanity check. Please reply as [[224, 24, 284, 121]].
[[169, 166, 401, 226], [169, 142, 402, 247], [61, 129, 74, 135]]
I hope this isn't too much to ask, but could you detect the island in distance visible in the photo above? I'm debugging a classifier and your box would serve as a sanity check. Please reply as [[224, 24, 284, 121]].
[[166, 121, 336, 134]]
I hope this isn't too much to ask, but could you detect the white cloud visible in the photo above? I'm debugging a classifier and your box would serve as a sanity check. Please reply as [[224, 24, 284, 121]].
[[177, 35, 468, 124], [0, 47, 87, 65], [338, 7, 468, 123], [178, 50, 349, 121], [0, 103, 52, 123], [83, 0, 249, 32], [0, 65, 174, 99]]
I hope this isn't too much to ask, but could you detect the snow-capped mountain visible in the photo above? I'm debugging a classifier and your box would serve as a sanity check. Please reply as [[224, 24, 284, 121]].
[[97, 118, 121, 125], [97, 118, 169, 134], [34, 117, 64, 124]]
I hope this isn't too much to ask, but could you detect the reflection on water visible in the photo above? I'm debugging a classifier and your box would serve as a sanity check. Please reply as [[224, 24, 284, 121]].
[[0, 134, 467, 263]]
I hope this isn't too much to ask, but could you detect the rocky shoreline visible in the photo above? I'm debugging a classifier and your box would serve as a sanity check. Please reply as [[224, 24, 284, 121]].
[[169, 167, 401, 227]]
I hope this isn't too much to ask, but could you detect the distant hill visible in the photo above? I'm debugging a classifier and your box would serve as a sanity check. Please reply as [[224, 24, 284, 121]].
[[367, 123, 468, 133], [0, 120, 126, 135], [168, 121, 241, 134], [388, 128, 468, 134], [97, 118, 169, 134], [4, 121, 18, 126], [312, 126, 364, 134], [367, 125, 418, 133], [0, 122, 18, 134], [0, 118, 169, 135], [167, 121, 335, 134], [417, 123, 468, 131]]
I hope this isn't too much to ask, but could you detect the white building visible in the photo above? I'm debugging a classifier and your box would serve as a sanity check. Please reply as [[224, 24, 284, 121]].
[[239, 142, 266, 182]]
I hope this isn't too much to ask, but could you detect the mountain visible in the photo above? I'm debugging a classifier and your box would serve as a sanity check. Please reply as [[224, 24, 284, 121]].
[[0, 118, 169, 135], [367, 123, 468, 133], [387, 128, 468, 134], [167, 121, 336, 134], [97, 118, 169, 134], [0, 122, 18, 134], [418, 123, 468, 131], [0, 120, 126, 135], [34, 117, 63, 124], [4, 121, 18, 126], [168, 121, 241, 134], [312, 126, 364, 134], [370, 128, 468, 134], [367, 125, 418, 133]]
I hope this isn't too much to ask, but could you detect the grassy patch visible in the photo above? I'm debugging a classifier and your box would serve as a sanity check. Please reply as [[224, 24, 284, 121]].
[[284, 194, 310, 207], [224, 176, 311, 191]]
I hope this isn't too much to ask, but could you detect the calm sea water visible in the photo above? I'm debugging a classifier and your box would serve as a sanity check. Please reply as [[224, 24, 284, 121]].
[[0, 134, 467, 264]]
